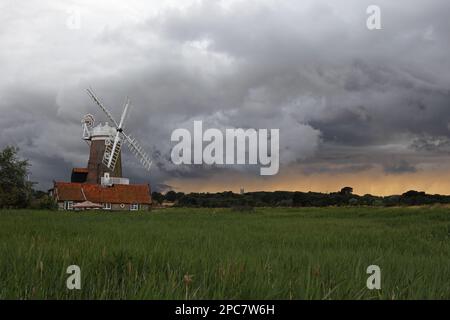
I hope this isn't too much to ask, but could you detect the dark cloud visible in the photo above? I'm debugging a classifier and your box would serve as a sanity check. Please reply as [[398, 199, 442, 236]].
[[302, 164, 374, 175], [383, 160, 417, 175], [410, 135, 450, 153], [1, 0, 449, 190]]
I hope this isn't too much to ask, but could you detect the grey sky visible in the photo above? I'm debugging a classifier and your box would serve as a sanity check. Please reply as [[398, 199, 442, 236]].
[[1, 0, 449, 192]]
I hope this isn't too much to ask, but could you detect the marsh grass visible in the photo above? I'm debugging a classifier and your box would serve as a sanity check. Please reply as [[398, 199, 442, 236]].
[[0, 207, 449, 299]]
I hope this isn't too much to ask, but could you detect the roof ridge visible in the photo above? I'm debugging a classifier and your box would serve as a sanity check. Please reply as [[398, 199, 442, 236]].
[[53, 181, 151, 204]]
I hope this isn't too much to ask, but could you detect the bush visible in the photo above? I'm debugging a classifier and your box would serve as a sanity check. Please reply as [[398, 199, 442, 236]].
[[372, 199, 384, 207], [30, 195, 57, 210]]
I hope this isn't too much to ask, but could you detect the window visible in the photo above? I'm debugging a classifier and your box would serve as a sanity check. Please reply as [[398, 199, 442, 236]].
[[65, 201, 73, 210], [103, 203, 111, 210], [130, 203, 139, 211]]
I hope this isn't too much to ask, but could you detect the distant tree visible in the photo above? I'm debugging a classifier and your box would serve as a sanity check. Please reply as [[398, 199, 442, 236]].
[[277, 199, 293, 207], [164, 190, 177, 202], [400, 190, 429, 205], [349, 198, 359, 206], [383, 195, 400, 207], [176, 192, 185, 200], [372, 199, 384, 207], [340, 187, 353, 195], [164, 190, 185, 202], [0, 146, 33, 208], [151, 192, 164, 204], [402, 190, 426, 197]]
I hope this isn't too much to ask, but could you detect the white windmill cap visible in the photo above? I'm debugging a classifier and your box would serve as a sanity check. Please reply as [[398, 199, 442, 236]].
[[90, 122, 116, 140]]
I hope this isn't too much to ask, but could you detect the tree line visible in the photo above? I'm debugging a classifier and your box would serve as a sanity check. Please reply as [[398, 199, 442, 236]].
[[153, 187, 450, 208]]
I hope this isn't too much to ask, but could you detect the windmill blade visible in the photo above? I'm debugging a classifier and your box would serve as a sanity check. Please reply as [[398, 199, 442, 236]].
[[121, 97, 133, 132], [118, 97, 131, 129], [102, 134, 122, 171], [107, 131, 122, 169], [122, 132, 152, 171], [86, 88, 119, 128]]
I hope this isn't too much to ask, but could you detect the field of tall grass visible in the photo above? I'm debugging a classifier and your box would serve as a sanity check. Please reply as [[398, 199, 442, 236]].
[[0, 207, 449, 299]]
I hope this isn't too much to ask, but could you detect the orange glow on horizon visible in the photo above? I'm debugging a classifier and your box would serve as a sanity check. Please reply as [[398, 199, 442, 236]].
[[165, 166, 450, 196]]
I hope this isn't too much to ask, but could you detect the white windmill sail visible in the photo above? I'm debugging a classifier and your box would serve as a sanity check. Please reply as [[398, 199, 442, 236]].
[[86, 88, 119, 128], [122, 132, 152, 171], [103, 135, 122, 170]]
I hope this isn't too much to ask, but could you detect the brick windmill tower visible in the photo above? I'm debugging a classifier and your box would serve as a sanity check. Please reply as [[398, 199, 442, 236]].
[[82, 117, 122, 184]]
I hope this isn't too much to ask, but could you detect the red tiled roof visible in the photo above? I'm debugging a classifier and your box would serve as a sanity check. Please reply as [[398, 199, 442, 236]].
[[54, 182, 151, 204], [72, 168, 89, 173]]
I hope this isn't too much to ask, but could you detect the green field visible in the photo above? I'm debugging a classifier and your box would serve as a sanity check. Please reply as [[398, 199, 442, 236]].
[[0, 207, 449, 299]]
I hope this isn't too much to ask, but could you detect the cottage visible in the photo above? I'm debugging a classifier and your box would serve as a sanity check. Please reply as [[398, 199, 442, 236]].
[[51, 182, 151, 211]]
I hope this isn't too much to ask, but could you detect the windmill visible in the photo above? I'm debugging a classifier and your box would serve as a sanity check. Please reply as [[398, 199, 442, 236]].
[[81, 88, 152, 184]]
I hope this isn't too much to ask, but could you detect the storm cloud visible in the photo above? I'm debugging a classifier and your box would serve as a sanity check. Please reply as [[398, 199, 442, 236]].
[[1, 0, 449, 192]]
